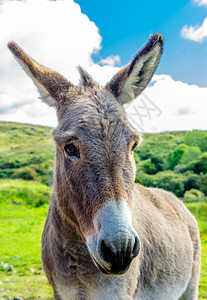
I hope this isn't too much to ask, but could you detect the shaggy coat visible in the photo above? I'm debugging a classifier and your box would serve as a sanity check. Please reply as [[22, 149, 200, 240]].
[[8, 34, 201, 300]]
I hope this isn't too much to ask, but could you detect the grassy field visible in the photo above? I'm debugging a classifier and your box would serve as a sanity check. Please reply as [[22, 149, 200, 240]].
[[186, 201, 207, 299], [0, 179, 206, 299], [0, 180, 53, 299]]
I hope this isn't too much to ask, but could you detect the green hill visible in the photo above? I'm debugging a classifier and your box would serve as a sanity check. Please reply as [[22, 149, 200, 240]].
[[0, 122, 207, 199], [0, 122, 54, 186], [135, 130, 207, 199]]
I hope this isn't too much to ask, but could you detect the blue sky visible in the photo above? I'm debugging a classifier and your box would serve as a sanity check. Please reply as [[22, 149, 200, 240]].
[[76, 0, 207, 87]]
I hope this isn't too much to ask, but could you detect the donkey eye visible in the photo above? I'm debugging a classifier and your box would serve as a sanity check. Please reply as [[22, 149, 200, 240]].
[[131, 142, 138, 152], [64, 144, 80, 158]]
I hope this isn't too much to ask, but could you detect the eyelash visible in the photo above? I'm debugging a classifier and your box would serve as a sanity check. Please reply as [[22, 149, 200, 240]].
[[131, 142, 138, 152]]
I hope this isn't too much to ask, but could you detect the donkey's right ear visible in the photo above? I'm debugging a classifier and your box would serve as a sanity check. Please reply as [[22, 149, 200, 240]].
[[8, 42, 72, 108], [105, 34, 164, 105]]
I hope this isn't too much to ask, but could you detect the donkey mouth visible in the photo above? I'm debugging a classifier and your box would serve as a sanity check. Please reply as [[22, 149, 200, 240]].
[[96, 258, 131, 275], [94, 260, 110, 275], [90, 252, 131, 276], [89, 252, 110, 274]]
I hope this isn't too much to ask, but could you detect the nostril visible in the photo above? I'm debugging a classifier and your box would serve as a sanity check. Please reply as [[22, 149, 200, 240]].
[[131, 236, 140, 259], [98, 239, 114, 262]]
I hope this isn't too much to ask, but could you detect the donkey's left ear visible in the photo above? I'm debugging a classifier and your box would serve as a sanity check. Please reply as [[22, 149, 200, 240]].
[[8, 42, 72, 108], [105, 33, 164, 104]]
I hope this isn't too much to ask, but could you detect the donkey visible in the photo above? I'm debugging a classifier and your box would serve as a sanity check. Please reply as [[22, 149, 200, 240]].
[[8, 34, 201, 300]]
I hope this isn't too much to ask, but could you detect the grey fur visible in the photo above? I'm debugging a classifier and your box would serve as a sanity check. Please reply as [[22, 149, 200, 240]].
[[8, 33, 200, 300]]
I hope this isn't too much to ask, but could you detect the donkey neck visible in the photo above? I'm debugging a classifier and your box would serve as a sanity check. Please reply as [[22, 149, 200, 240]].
[[50, 193, 87, 256]]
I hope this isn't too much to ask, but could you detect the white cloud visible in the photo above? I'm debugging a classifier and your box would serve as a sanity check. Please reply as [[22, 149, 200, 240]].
[[0, 0, 119, 127], [181, 17, 207, 42], [194, 0, 207, 6], [181, 0, 207, 42], [125, 75, 207, 132], [88, 64, 120, 85], [99, 55, 121, 67]]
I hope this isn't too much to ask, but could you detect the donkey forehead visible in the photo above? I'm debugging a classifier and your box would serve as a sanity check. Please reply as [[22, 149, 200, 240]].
[[64, 86, 123, 120], [54, 87, 139, 144]]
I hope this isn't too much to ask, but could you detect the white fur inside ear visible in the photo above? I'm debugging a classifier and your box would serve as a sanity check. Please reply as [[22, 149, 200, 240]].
[[119, 44, 160, 104], [32, 78, 56, 107], [17, 58, 57, 107]]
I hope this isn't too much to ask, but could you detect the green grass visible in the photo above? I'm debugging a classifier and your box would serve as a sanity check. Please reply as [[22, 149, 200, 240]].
[[186, 201, 207, 299], [0, 179, 206, 299], [0, 179, 53, 299]]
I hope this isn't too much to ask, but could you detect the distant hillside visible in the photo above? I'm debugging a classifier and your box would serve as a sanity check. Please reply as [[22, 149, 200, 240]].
[[0, 122, 54, 186], [135, 130, 207, 198], [0, 122, 207, 198]]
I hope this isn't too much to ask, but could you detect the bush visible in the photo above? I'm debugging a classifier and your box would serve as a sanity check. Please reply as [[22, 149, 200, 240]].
[[152, 171, 186, 197], [200, 174, 207, 195], [142, 158, 157, 174], [184, 130, 207, 152], [0, 159, 28, 170], [0, 168, 14, 179], [184, 189, 205, 201], [12, 167, 37, 181], [184, 153, 207, 174], [200, 135, 207, 152], [167, 144, 187, 169], [186, 160, 201, 174], [184, 172, 202, 191], [174, 164, 188, 173], [136, 170, 186, 197], [180, 146, 201, 164], [199, 153, 207, 173], [141, 155, 164, 175], [136, 147, 151, 160], [135, 170, 154, 186]]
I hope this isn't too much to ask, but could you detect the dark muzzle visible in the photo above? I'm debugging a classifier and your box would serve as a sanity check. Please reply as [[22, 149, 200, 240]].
[[98, 231, 140, 275], [87, 201, 141, 275]]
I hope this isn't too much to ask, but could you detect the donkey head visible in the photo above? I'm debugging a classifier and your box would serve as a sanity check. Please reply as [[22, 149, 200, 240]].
[[8, 34, 163, 275]]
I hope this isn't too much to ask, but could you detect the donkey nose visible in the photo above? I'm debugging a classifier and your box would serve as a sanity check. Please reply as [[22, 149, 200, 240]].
[[98, 233, 140, 275]]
